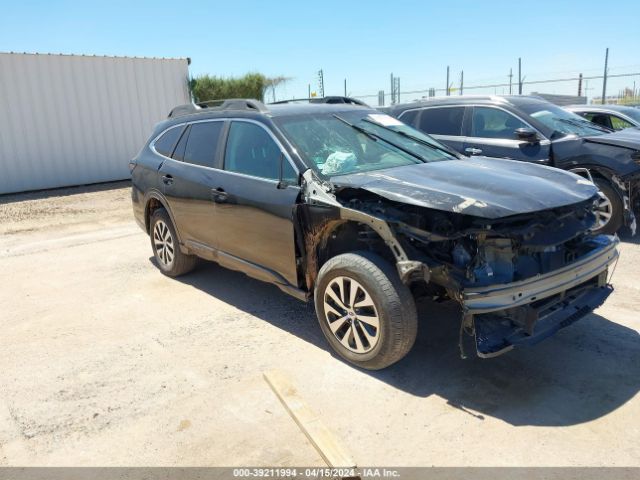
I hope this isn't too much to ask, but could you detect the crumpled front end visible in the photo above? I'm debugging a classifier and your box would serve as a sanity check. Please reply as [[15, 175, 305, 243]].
[[324, 180, 620, 358], [461, 235, 618, 357], [302, 169, 620, 359]]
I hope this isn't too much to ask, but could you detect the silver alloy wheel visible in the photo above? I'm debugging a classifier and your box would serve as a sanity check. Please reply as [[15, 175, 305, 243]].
[[323, 276, 380, 354], [153, 220, 175, 267], [594, 191, 613, 229]]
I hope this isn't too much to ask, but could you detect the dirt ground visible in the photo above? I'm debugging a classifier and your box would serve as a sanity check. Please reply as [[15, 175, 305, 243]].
[[0, 182, 639, 467]]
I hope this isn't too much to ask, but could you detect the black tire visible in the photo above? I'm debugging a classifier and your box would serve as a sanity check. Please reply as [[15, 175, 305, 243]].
[[314, 251, 418, 370], [149, 208, 197, 277], [593, 178, 623, 235]]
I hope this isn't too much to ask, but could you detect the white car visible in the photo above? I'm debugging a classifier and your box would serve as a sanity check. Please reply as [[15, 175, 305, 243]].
[[566, 104, 640, 131]]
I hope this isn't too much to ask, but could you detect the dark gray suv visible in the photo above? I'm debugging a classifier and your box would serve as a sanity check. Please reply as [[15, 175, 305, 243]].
[[385, 95, 640, 235], [130, 98, 619, 368]]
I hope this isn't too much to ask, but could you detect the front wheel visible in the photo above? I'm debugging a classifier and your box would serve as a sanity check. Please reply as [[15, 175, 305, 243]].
[[314, 252, 418, 370], [592, 178, 623, 235]]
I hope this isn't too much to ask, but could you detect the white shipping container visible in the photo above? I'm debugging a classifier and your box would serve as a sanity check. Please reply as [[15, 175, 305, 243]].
[[0, 52, 190, 194]]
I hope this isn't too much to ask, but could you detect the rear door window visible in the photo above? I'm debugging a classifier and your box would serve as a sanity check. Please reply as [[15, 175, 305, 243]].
[[471, 107, 528, 139], [418, 107, 464, 136], [182, 122, 224, 168]]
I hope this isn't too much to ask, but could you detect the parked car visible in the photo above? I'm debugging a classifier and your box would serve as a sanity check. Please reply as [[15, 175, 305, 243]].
[[566, 104, 640, 131], [385, 95, 640, 235], [131, 99, 619, 369]]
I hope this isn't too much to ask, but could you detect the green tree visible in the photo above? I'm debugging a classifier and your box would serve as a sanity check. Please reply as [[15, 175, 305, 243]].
[[189, 73, 289, 103]]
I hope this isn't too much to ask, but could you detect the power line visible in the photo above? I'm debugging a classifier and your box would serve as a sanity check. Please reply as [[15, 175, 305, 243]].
[[352, 71, 640, 99]]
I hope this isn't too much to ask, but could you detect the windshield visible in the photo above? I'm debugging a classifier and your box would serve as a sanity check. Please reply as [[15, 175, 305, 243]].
[[519, 103, 609, 138], [274, 110, 456, 176]]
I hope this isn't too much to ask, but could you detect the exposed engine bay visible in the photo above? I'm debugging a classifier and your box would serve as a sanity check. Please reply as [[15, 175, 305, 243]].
[[336, 187, 603, 288]]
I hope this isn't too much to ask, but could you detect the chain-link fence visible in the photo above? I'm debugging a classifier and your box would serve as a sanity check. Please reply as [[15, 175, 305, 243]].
[[352, 69, 640, 106]]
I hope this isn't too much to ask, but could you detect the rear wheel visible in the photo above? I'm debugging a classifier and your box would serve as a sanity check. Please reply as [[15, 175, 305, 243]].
[[592, 178, 623, 235], [150, 208, 197, 277], [314, 252, 418, 370]]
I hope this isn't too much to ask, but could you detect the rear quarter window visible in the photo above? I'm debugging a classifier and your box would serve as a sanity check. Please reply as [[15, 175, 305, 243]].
[[398, 109, 419, 126], [153, 126, 183, 157]]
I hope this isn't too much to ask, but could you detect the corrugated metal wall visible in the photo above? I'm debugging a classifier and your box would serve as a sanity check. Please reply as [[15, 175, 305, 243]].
[[0, 53, 190, 194]]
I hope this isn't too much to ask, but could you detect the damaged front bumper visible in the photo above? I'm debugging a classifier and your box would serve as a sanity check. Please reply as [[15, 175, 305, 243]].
[[461, 235, 620, 357]]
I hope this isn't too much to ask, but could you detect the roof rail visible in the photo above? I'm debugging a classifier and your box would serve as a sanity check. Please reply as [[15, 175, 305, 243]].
[[269, 96, 369, 107], [168, 98, 269, 118]]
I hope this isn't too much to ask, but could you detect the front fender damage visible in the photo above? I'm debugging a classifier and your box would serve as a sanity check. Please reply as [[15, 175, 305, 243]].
[[298, 170, 619, 359], [298, 170, 429, 288]]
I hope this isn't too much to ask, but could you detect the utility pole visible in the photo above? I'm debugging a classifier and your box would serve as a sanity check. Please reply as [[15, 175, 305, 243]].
[[318, 69, 325, 98], [518, 58, 522, 95], [578, 73, 583, 97], [460, 70, 464, 95], [397, 77, 400, 103], [390, 73, 395, 104], [602, 48, 609, 104], [509, 68, 513, 94], [344, 78, 347, 97], [446, 66, 450, 96], [308, 83, 311, 99]]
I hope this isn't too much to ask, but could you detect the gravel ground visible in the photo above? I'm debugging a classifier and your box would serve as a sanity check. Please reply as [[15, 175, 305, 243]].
[[0, 181, 131, 236], [0, 183, 639, 467]]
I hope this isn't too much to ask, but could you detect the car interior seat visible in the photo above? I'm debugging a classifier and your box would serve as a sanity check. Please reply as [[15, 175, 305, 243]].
[[473, 113, 486, 137], [590, 114, 612, 130]]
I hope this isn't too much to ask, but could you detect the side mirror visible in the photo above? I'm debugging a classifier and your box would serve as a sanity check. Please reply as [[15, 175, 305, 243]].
[[515, 127, 538, 143]]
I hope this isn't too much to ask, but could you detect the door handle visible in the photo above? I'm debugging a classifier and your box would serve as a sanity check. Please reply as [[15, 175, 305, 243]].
[[211, 187, 228, 203], [465, 147, 483, 155], [162, 174, 174, 185]]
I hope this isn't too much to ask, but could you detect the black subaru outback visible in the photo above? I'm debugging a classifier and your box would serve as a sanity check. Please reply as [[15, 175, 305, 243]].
[[131, 98, 618, 369]]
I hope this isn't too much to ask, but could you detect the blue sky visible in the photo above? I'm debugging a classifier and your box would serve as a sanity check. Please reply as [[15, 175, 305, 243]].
[[2, 0, 639, 102]]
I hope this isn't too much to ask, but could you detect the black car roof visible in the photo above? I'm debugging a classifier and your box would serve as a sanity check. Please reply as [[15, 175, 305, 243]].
[[167, 102, 370, 121], [153, 101, 375, 138], [267, 103, 372, 116]]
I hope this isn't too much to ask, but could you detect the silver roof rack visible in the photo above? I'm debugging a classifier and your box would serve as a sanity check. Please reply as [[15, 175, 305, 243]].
[[168, 98, 268, 118], [269, 96, 368, 106]]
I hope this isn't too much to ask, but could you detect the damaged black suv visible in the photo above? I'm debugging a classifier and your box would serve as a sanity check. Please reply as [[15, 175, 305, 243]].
[[131, 98, 619, 370]]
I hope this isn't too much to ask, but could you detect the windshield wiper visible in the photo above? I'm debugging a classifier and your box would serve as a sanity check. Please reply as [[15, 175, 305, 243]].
[[332, 114, 426, 163], [361, 118, 460, 158], [557, 117, 609, 134]]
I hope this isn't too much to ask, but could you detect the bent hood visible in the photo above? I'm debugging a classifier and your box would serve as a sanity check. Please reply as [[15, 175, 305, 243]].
[[583, 129, 640, 150], [332, 157, 598, 219]]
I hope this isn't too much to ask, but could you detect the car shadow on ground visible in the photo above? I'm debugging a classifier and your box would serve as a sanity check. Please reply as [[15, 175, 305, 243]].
[[620, 230, 640, 245], [164, 259, 640, 428]]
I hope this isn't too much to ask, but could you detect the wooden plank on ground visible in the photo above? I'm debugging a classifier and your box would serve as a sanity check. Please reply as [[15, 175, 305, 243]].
[[263, 370, 356, 469]]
